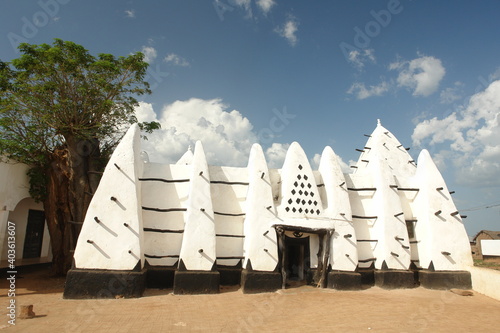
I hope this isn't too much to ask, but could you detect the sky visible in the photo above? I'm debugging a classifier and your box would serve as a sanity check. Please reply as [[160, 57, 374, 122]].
[[1, 0, 500, 236]]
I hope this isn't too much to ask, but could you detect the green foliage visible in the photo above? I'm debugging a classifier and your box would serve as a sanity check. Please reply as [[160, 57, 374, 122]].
[[26, 167, 48, 202], [0, 39, 160, 197], [474, 259, 500, 271]]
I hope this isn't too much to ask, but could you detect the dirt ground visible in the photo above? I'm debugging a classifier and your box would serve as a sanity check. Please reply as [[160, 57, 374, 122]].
[[1, 266, 499, 332]]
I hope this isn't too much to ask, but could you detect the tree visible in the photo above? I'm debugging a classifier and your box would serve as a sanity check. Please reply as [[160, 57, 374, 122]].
[[0, 39, 159, 275]]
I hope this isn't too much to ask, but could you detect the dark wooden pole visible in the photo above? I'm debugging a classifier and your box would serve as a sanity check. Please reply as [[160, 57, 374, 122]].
[[314, 233, 325, 286], [320, 230, 333, 288], [276, 227, 286, 289]]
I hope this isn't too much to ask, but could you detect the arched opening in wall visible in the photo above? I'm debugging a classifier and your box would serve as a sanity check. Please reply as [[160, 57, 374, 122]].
[[2, 197, 52, 265]]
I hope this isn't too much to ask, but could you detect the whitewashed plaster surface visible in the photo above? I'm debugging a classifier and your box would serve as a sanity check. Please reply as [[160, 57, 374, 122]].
[[0, 161, 40, 262], [318, 146, 358, 271], [346, 173, 375, 267], [72, 121, 473, 274], [178, 141, 217, 271], [412, 149, 473, 271], [275, 142, 326, 268], [0, 161, 32, 211], [277, 142, 323, 219], [141, 163, 190, 266], [73, 124, 144, 270], [210, 165, 247, 266], [370, 155, 411, 270], [350, 123, 417, 269], [242, 144, 279, 271], [480, 240, 500, 255], [470, 266, 500, 301]]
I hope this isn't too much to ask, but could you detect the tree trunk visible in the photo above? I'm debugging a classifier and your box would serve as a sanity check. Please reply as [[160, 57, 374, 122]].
[[43, 148, 72, 275], [43, 137, 101, 275]]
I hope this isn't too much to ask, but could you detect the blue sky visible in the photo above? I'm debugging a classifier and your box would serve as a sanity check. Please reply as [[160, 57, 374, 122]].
[[1, 0, 500, 236]]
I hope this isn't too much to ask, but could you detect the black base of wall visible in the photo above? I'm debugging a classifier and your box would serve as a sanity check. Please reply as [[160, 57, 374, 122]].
[[419, 270, 472, 290], [218, 266, 242, 286], [63, 268, 146, 299], [327, 271, 362, 290], [374, 270, 417, 289], [241, 269, 282, 294], [358, 268, 375, 287], [307, 268, 317, 286], [146, 266, 176, 289], [173, 270, 220, 294]]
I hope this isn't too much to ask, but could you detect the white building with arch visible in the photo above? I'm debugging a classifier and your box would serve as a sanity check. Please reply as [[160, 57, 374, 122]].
[[0, 161, 51, 268]]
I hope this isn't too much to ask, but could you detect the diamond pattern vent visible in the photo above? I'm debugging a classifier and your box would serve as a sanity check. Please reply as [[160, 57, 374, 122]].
[[284, 164, 320, 215]]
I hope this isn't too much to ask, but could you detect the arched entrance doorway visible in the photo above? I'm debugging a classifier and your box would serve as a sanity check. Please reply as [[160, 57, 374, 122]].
[[1, 197, 51, 266]]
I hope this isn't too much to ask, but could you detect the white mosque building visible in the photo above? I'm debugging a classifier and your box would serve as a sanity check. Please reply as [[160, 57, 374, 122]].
[[63, 120, 473, 298]]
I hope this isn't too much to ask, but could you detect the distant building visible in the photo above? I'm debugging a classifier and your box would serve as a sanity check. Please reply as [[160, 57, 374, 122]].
[[471, 230, 500, 262], [0, 160, 52, 267]]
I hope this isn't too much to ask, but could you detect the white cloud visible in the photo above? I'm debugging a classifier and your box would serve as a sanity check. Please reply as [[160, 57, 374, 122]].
[[412, 79, 500, 186], [348, 49, 376, 70], [125, 9, 135, 18], [338, 157, 351, 174], [256, 0, 276, 14], [275, 16, 299, 46], [311, 153, 321, 169], [135, 100, 355, 172], [134, 102, 157, 123], [489, 67, 500, 81], [231, 0, 252, 18], [440, 81, 464, 104], [390, 55, 445, 97], [164, 53, 190, 67], [135, 99, 315, 169], [265, 143, 289, 168], [311, 153, 351, 173], [347, 81, 389, 100], [135, 99, 258, 166], [141, 46, 157, 64]]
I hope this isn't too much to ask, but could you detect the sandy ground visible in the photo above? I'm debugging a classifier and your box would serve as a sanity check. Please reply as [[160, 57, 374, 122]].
[[1, 266, 499, 332]]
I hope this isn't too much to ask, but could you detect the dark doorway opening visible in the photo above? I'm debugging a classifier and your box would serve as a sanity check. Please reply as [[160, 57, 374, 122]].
[[284, 235, 310, 286], [23, 209, 45, 259]]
